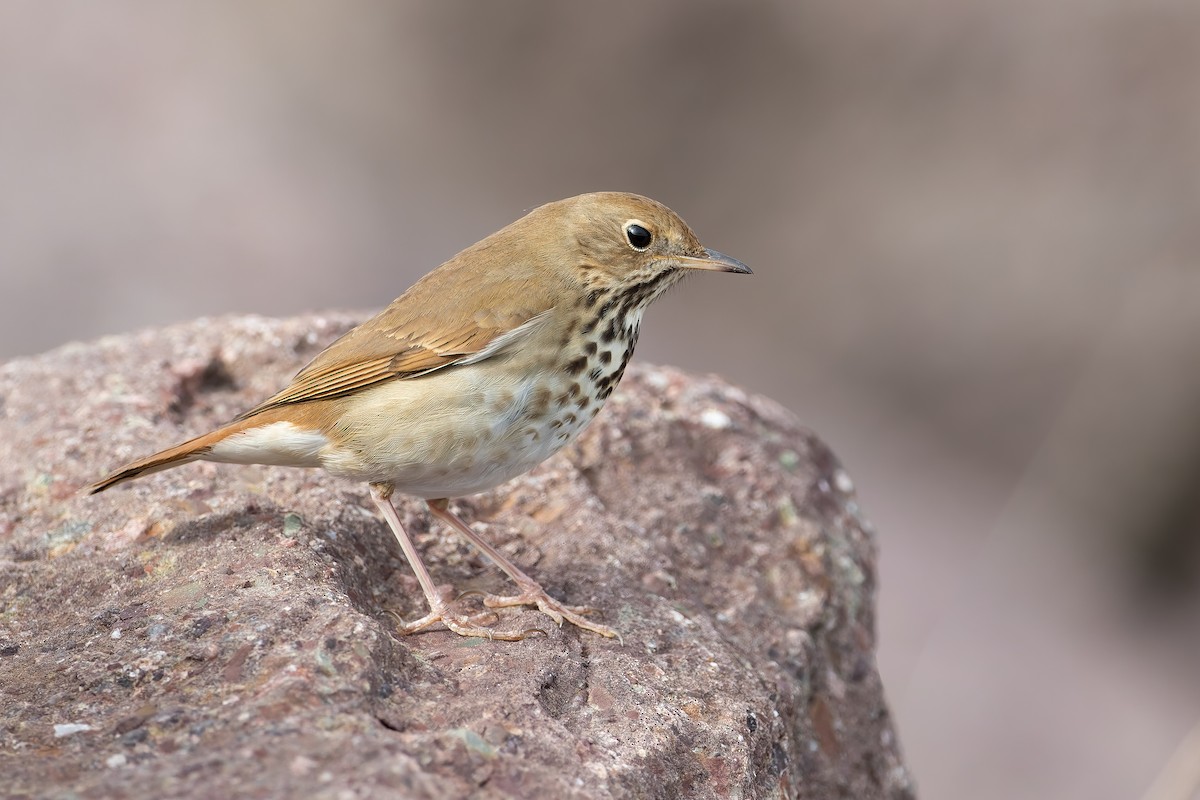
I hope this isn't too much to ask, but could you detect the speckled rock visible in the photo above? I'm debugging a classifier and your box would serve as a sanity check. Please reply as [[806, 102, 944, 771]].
[[0, 315, 913, 799]]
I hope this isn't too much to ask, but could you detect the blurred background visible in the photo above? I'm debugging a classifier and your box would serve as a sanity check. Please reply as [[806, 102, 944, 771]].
[[2, 2, 1198, 797]]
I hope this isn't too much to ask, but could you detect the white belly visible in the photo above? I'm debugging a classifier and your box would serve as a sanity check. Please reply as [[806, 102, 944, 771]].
[[317, 362, 601, 499]]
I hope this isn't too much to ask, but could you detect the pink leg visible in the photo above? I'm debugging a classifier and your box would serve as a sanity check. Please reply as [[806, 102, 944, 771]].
[[427, 498, 619, 639], [370, 483, 526, 640]]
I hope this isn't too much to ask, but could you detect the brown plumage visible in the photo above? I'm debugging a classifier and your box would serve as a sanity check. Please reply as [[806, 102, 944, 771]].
[[91, 192, 750, 640]]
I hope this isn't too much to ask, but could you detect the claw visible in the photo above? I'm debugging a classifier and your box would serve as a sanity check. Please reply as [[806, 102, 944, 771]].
[[475, 587, 618, 639], [382, 604, 535, 641]]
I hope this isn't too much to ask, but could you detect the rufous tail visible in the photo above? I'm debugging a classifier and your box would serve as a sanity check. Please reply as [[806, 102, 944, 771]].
[[89, 432, 216, 494], [88, 414, 280, 494]]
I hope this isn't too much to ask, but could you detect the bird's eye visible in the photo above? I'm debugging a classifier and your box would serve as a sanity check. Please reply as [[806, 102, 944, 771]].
[[625, 222, 652, 251]]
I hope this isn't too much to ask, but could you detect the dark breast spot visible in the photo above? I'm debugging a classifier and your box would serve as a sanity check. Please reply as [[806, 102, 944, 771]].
[[612, 352, 632, 383], [565, 356, 588, 376], [620, 291, 642, 318], [601, 319, 619, 344]]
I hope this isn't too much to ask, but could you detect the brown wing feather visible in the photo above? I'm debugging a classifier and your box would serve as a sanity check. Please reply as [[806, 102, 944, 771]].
[[236, 309, 548, 420], [235, 209, 568, 421]]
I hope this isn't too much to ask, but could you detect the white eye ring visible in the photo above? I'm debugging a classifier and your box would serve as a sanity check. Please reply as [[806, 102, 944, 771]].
[[624, 219, 653, 251]]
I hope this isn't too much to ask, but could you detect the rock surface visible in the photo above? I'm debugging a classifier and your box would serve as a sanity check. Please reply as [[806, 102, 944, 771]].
[[0, 315, 913, 799]]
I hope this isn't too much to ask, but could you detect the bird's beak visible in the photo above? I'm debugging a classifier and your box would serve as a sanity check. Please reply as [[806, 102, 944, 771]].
[[675, 248, 753, 275]]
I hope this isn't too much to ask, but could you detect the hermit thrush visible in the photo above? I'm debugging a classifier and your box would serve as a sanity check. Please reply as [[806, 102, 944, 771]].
[[90, 192, 750, 640]]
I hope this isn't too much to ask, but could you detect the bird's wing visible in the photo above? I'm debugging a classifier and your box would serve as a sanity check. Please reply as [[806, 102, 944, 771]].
[[235, 306, 553, 420]]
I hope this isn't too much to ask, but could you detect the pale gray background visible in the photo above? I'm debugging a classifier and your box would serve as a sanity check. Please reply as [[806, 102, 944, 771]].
[[3, 4, 1199, 798]]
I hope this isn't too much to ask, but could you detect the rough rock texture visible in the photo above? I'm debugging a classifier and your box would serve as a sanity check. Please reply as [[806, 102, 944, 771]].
[[0, 314, 913, 799]]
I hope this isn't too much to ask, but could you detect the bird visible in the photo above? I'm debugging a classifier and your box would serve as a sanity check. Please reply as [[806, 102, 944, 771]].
[[90, 192, 751, 640]]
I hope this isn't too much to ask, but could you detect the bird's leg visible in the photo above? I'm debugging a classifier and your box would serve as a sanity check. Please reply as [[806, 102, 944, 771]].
[[369, 483, 525, 641], [426, 498, 619, 639]]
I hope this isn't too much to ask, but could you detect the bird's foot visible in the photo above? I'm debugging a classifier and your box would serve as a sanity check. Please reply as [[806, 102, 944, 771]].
[[383, 601, 543, 642], [469, 582, 620, 640]]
